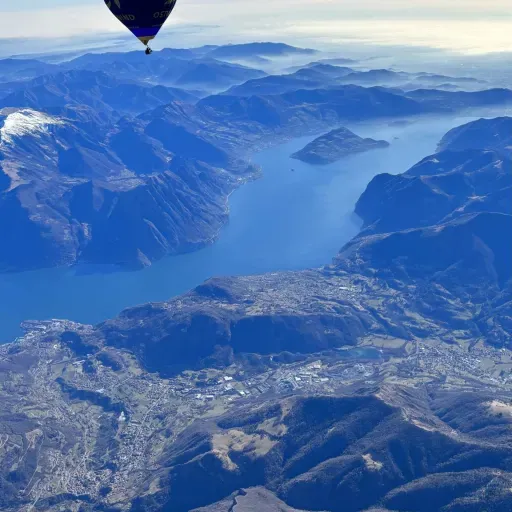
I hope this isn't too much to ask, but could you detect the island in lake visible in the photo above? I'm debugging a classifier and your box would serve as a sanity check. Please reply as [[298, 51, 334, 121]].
[[291, 127, 390, 164]]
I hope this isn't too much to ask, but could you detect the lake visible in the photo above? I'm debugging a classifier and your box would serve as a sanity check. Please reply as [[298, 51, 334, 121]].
[[0, 113, 482, 342]]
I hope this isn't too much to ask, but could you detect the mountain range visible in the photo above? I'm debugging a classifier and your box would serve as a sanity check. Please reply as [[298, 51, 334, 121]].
[[0, 105, 511, 511], [225, 66, 487, 97], [2, 41, 511, 273], [0, 70, 198, 116], [62, 54, 267, 93], [0, 102, 258, 271], [0, 41, 511, 512]]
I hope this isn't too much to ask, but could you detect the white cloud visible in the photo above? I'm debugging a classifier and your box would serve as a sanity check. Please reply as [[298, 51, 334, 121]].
[[279, 19, 512, 55], [0, 5, 121, 39], [0, 0, 511, 54]]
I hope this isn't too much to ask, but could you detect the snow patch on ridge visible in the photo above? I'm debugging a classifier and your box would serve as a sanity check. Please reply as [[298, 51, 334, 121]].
[[0, 108, 63, 145]]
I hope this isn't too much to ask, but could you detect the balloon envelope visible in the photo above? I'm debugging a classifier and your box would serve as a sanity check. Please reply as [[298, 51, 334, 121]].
[[104, 0, 178, 46]]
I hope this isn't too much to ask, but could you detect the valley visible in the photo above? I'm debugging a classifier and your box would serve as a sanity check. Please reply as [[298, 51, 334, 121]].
[[1, 45, 511, 279], [0, 41, 511, 512], [0, 113, 484, 342]]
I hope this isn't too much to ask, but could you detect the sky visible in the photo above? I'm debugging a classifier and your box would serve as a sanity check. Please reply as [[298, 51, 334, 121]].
[[1, 0, 512, 56]]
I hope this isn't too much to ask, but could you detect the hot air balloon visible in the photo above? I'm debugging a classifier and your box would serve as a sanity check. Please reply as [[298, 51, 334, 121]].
[[104, 0, 178, 54]]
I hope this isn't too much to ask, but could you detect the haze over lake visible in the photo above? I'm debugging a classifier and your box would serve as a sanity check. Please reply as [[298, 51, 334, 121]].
[[0, 113, 482, 342]]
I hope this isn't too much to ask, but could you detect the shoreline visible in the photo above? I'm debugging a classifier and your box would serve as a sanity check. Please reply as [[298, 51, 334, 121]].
[[0, 111, 492, 343]]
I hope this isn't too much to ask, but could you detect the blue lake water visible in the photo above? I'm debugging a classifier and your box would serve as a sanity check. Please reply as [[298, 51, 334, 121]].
[[0, 113, 481, 342]]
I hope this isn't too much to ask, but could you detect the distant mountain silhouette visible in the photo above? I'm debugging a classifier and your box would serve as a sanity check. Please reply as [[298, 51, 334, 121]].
[[405, 88, 512, 110], [225, 65, 354, 96], [0, 70, 197, 116], [173, 59, 265, 89], [61, 51, 267, 91], [0, 58, 58, 82], [206, 42, 316, 59], [225, 67, 489, 97]]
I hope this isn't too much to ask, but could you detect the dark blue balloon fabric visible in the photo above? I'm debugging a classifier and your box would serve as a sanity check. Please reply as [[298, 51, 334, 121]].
[[104, 0, 178, 43]]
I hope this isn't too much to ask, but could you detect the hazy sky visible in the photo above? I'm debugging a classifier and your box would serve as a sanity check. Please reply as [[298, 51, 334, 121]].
[[1, 0, 512, 54]]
